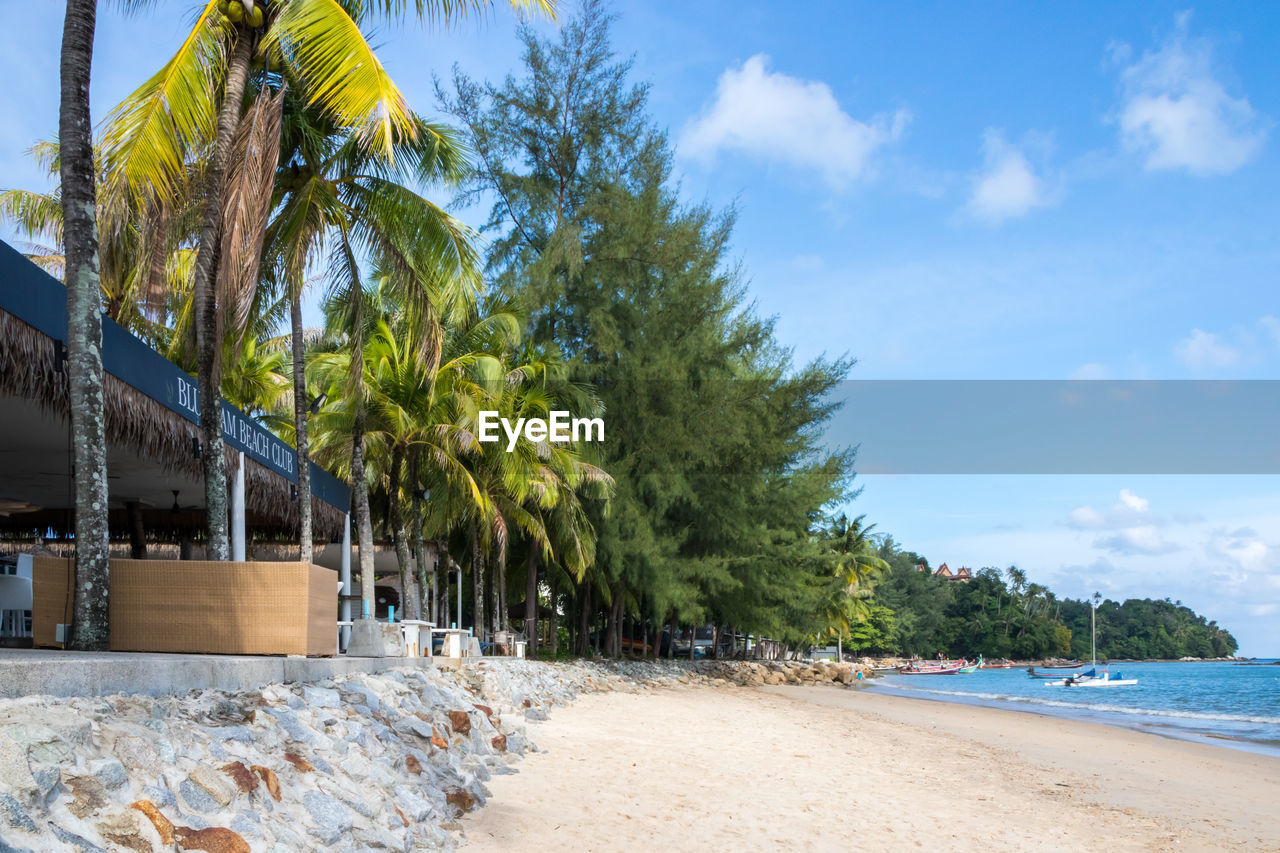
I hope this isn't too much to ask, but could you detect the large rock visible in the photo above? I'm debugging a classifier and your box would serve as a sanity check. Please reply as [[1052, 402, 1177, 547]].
[[1, 724, 73, 765], [96, 809, 161, 853], [173, 825, 250, 853], [131, 800, 175, 845], [113, 736, 161, 776], [448, 711, 472, 736], [0, 736, 37, 802], [302, 791, 352, 845], [188, 765, 235, 808], [300, 687, 341, 709], [220, 762, 257, 794], [178, 779, 221, 814], [0, 792, 36, 833], [65, 776, 109, 819], [88, 758, 128, 790]]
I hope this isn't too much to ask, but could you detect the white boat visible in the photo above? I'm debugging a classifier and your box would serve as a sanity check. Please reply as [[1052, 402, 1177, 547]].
[[1072, 672, 1138, 687], [1044, 594, 1138, 687], [1043, 670, 1137, 687]]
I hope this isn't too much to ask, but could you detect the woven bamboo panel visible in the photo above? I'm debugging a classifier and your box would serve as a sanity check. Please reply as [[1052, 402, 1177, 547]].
[[30, 558, 338, 656], [31, 556, 71, 649], [306, 563, 338, 657]]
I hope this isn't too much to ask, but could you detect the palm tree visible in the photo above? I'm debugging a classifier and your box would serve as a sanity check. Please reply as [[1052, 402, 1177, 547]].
[[59, 0, 112, 649], [821, 515, 889, 651], [0, 143, 202, 345], [265, 96, 475, 563], [99, 0, 555, 560]]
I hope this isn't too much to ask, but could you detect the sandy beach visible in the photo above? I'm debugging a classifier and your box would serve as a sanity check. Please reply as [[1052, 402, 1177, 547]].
[[463, 684, 1280, 852]]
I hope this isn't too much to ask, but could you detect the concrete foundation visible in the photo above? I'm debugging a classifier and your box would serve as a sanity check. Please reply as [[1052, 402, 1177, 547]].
[[344, 619, 404, 658], [0, 648, 440, 699]]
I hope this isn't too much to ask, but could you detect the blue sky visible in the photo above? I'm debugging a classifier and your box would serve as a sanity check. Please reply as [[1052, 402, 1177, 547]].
[[1, 1, 1277, 653]]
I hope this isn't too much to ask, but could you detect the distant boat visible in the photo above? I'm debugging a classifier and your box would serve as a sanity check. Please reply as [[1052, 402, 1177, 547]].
[[896, 663, 963, 675], [981, 661, 1015, 669], [1044, 670, 1137, 688], [1045, 594, 1138, 688], [1040, 668, 1098, 685]]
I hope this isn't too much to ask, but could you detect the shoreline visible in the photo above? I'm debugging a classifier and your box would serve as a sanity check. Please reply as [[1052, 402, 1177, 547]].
[[864, 681, 1280, 759], [463, 681, 1280, 851]]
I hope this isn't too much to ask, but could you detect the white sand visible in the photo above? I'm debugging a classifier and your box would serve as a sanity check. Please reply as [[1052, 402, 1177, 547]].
[[463, 684, 1280, 852]]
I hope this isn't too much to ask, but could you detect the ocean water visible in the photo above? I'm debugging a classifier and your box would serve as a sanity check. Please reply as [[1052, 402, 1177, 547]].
[[868, 660, 1280, 756]]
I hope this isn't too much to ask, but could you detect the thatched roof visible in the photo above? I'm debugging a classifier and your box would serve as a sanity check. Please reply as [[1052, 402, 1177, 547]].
[[0, 308, 345, 539]]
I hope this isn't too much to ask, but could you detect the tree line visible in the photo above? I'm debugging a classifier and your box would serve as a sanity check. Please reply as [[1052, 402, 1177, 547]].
[[845, 538, 1238, 660]]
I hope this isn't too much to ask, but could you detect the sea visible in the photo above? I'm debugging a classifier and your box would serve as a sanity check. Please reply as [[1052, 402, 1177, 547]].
[[868, 660, 1280, 756]]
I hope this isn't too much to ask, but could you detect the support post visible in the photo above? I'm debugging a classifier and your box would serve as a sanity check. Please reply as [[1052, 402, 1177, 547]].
[[230, 451, 246, 561], [456, 564, 462, 630], [340, 513, 352, 651], [125, 500, 146, 559]]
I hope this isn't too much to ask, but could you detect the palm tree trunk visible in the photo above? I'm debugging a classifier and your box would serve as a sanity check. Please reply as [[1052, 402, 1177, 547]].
[[192, 29, 254, 560], [434, 538, 449, 625], [409, 452, 428, 622], [549, 588, 560, 656], [388, 446, 415, 620], [471, 525, 484, 639], [576, 583, 591, 657], [351, 408, 376, 619], [606, 589, 622, 657], [495, 537, 507, 634], [60, 0, 109, 651], [524, 548, 537, 656], [290, 285, 312, 563]]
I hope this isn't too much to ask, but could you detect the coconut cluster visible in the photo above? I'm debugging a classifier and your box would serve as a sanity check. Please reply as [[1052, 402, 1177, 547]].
[[217, 0, 266, 28]]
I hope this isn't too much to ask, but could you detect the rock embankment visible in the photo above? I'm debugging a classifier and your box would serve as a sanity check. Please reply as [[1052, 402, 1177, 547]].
[[0, 659, 860, 851]]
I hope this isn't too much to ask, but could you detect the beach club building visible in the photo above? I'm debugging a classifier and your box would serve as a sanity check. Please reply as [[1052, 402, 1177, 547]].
[[0, 239, 383, 655]]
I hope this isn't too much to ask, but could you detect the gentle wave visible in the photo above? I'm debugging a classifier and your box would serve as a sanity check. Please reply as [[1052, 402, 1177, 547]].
[[880, 683, 1280, 726]]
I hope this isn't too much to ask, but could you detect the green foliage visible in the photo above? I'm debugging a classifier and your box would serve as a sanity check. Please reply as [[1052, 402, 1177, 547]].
[[1060, 597, 1238, 660], [442, 0, 858, 645], [862, 538, 1236, 660]]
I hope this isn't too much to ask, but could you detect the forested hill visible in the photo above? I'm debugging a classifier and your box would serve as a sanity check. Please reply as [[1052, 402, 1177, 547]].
[[854, 541, 1238, 660]]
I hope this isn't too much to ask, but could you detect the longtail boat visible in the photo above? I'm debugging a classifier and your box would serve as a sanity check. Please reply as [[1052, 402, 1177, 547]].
[[895, 663, 963, 675]]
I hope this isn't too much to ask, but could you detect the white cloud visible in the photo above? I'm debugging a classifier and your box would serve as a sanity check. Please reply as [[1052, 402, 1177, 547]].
[[1113, 14, 1268, 175], [1174, 328, 1242, 370], [1067, 489, 1153, 530], [1069, 362, 1109, 380], [1068, 489, 1179, 555], [965, 130, 1054, 224], [679, 54, 910, 188], [1094, 525, 1181, 556], [1206, 526, 1275, 573], [1068, 506, 1107, 529], [1118, 488, 1149, 512]]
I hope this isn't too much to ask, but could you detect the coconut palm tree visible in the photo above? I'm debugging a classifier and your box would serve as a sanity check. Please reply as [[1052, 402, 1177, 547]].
[[821, 514, 889, 652], [265, 94, 475, 563], [0, 142, 198, 339], [58, 0, 112, 649], [98, 0, 555, 560]]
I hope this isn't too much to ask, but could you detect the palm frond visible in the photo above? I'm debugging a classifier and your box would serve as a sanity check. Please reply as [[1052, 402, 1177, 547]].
[[270, 0, 416, 161], [98, 1, 229, 203]]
